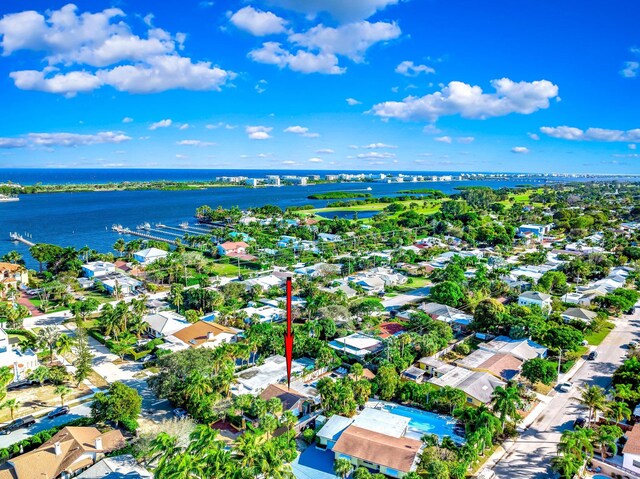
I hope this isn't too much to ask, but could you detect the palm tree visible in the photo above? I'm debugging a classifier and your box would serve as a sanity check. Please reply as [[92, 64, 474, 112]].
[[334, 458, 353, 479], [605, 401, 632, 423], [595, 425, 623, 460], [37, 326, 61, 365], [55, 334, 75, 357], [54, 385, 72, 406], [579, 385, 606, 426], [557, 427, 594, 477], [2, 399, 19, 420], [614, 383, 637, 403], [28, 366, 49, 387], [113, 238, 126, 257], [551, 453, 582, 479], [261, 414, 278, 440], [491, 385, 524, 431], [235, 431, 260, 468], [183, 371, 213, 402]]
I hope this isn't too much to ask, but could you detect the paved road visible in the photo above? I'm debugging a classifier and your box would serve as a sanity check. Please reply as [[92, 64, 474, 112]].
[[493, 310, 640, 479], [0, 403, 91, 449], [382, 286, 431, 309]]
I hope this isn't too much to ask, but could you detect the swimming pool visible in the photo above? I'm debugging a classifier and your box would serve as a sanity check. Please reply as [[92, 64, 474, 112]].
[[378, 402, 465, 443], [592, 475, 611, 479]]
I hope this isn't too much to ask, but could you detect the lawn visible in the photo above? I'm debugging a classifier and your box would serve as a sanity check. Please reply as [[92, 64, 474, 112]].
[[81, 290, 115, 304], [27, 298, 67, 314], [209, 262, 251, 277], [309, 199, 443, 217], [584, 322, 615, 346], [0, 383, 90, 423], [392, 276, 431, 292]]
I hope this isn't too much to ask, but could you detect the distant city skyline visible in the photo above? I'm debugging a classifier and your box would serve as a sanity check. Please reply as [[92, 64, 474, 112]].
[[0, 0, 638, 173]]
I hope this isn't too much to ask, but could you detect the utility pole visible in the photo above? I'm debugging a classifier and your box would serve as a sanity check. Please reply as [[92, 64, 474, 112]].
[[557, 349, 563, 378]]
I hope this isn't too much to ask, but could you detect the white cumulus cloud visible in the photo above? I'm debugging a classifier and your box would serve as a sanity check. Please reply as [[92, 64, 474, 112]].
[[149, 119, 172, 130], [246, 126, 273, 140], [435, 136, 452, 143], [511, 146, 529, 154], [177, 140, 215, 146], [346, 98, 362, 106], [284, 125, 319, 137], [395, 60, 435, 76], [0, 131, 131, 148], [371, 78, 559, 123], [308, 157, 323, 163], [316, 148, 335, 154], [122, 117, 133, 123], [621, 61, 639, 78], [230, 6, 287, 36], [540, 126, 640, 142], [349, 151, 396, 159], [266, 0, 400, 23], [363, 143, 397, 149], [249, 42, 344, 74]]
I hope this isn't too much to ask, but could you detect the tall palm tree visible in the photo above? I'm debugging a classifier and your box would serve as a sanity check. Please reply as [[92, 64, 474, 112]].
[[37, 326, 61, 365], [551, 453, 582, 479], [491, 385, 524, 431], [184, 371, 213, 402], [235, 431, 260, 468], [333, 458, 353, 479], [605, 401, 632, 423], [579, 385, 606, 426], [2, 399, 19, 420], [54, 385, 72, 406], [595, 425, 623, 460], [55, 334, 76, 357]]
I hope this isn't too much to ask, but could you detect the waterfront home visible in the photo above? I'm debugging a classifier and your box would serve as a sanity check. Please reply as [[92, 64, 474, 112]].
[[328, 333, 384, 358], [218, 241, 248, 256], [623, 423, 640, 475], [133, 247, 168, 265], [429, 366, 506, 406], [232, 355, 309, 396], [241, 305, 285, 323], [0, 262, 28, 294], [170, 321, 240, 349], [76, 455, 152, 479], [82, 261, 116, 278], [518, 291, 552, 313], [143, 311, 190, 338], [456, 350, 523, 381], [0, 426, 125, 479], [277, 235, 299, 248], [99, 275, 141, 296], [477, 335, 547, 361], [0, 327, 38, 382], [561, 307, 597, 324]]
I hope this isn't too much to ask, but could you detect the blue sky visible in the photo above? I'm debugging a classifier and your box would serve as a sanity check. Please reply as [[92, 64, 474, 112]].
[[0, 0, 638, 173]]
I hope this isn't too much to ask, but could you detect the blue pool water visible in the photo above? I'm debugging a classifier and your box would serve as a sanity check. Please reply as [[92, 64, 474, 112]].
[[382, 403, 465, 443], [592, 476, 611, 479]]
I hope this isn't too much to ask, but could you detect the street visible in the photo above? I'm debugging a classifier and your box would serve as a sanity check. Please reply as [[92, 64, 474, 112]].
[[493, 309, 640, 478], [382, 286, 431, 310], [0, 403, 91, 449]]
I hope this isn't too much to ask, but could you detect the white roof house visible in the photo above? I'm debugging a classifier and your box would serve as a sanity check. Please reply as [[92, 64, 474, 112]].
[[100, 275, 141, 296], [561, 307, 597, 324], [429, 366, 505, 405], [0, 328, 38, 382], [133, 247, 168, 265], [232, 355, 308, 396], [82, 261, 116, 278], [241, 305, 285, 323], [328, 333, 384, 358], [143, 311, 190, 338], [477, 335, 548, 361], [518, 291, 552, 312]]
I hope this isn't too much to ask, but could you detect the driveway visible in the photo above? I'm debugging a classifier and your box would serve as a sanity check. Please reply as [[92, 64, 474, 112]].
[[492, 310, 640, 478]]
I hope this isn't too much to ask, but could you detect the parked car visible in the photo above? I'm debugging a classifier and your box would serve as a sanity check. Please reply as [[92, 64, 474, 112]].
[[173, 408, 188, 419], [587, 350, 598, 360], [629, 341, 639, 349], [0, 416, 36, 435], [559, 382, 573, 393], [574, 416, 586, 428], [47, 406, 70, 419]]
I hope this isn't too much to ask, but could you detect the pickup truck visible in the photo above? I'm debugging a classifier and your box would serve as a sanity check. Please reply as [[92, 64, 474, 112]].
[[0, 415, 36, 435]]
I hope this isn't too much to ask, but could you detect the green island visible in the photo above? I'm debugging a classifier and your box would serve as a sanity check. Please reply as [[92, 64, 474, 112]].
[[307, 191, 372, 200]]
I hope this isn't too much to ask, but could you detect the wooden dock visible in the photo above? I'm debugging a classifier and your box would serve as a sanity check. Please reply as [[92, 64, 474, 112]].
[[9, 232, 35, 247], [112, 226, 178, 246]]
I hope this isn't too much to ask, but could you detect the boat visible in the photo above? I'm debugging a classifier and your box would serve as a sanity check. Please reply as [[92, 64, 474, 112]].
[[366, 187, 372, 191], [0, 194, 19, 202], [179, 221, 189, 229], [136, 222, 151, 230]]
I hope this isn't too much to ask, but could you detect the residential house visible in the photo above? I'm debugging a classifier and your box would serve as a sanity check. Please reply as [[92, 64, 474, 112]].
[[517, 224, 552, 239], [317, 233, 341, 242], [518, 291, 552, 313], [0, 426, 125, 479], [241, 305, 285, 323], [429, 367, 506, 406], [0, 327, 38, 381], [401, 366, 427, 383], [561, 307, 597, 324], [0, 262, 28, 294], [623, 423, 640, 474], [349, 275, 385, 295], [76, 455, 152, 479], [217, 241, 257, 262], [294, 263, 341, 278], [419, 302, 473, 327], [456, 350, 523, 381], [242, 274, 284, 292], [232, 355, 310, 396], [143, 311, 190, 338], [133, 247, 168, 265], [477, 335, 548, 361], [170, 321, 240, 349], [99, 275, 141, 296], [322, 281, 358, 299], [328, 333, 384, 358], [259, 383, 312, 416], [416, 357, 455, 378], [81, 261, 116, 279]]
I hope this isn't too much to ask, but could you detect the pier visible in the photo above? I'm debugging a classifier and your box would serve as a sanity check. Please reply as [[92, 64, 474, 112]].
[[111, 225, 178, 246], [9, 232, 35, 247]]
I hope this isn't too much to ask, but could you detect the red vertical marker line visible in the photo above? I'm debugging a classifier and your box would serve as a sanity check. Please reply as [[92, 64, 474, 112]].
[[284, 277, 294, 390]]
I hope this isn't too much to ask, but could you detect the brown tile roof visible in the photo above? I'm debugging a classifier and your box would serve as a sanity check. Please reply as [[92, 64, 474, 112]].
[[259, 383, 308, 411], [376, 322, 406, 339], [624, 423, 640, 456], [172, 320, 234, 347], [332, 425, 422, 473], [0, 263, 23, 273], [478, 353, 523, 381], [220, 241, 249, 251], [0, 426, 124, 479]]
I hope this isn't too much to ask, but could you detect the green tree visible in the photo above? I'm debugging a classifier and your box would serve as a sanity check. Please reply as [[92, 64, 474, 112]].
[[37, 326, 61, 365], [55, 334, 75, 357], [2, 398, 19, 420], [91, 382, 142, 428], [595, 424, 623, 460], [55, 385, 72, 406], [334, 458, 353, 479], [579, 385, 606, 427], [429, 281, 465, 307], [73, 329, 94, 386], [521, 358, 558, 385], [491, 385, 524, 431], [605, 401, 631, 423], [28, 366, 50, 387], [376, 364, 399, 401]]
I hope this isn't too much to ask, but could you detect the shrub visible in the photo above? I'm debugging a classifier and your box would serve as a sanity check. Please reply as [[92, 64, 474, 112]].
[[302, 428, 316, 444]]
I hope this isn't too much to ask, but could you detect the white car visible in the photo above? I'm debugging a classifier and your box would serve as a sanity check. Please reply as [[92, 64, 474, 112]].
[[559, 382, 572, 393]]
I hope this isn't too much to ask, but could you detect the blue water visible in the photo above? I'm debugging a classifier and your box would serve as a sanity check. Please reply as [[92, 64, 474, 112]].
[[383, 403, 464, 443], [0, 168, 637, 268]]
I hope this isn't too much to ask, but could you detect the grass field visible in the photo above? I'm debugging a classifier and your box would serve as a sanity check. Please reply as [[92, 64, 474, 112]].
[[584, 322, 615, 346], [309, 199, 442, 218], [209, 262, 251, 277]]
